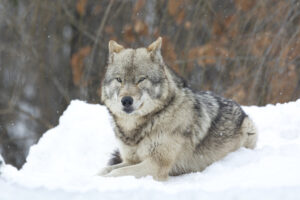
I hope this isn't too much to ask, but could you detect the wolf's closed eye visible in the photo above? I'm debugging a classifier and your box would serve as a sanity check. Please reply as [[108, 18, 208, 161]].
[[138, 77, 146, 83], [116, 77, 122, 83]]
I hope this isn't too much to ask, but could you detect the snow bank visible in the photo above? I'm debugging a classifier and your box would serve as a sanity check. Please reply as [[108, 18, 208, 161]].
[[1, 99, 300, 200]]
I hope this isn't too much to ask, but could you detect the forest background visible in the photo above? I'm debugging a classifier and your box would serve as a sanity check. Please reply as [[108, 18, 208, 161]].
[[0, 0, 299, 168]]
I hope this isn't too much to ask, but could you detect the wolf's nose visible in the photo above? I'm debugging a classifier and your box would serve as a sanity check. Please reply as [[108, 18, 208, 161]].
[[121, 96, 133, 107]]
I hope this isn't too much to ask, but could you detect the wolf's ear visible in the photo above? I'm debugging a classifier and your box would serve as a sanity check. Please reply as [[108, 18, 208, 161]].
[[108, 40, 124, 54], [147, 37, 162, 54], [108, 40, 124, 63]]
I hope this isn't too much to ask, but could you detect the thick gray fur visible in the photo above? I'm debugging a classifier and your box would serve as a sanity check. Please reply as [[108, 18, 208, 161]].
[[99, 37, 257, 181]]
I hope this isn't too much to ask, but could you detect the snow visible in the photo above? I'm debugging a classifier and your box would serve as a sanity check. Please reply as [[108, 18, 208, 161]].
[[1, 99, 300, 200]]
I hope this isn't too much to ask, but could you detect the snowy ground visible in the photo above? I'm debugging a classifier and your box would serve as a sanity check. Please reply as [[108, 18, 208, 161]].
[[1, 99, 300, 200]]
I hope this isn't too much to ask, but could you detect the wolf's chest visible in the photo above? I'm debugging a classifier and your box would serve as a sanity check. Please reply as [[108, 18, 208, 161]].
[[119, 136, 153, 163], [114, 118, 152, 146]]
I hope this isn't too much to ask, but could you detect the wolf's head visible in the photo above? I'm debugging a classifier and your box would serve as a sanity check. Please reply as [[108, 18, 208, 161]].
[[101, 37, 174, 117]]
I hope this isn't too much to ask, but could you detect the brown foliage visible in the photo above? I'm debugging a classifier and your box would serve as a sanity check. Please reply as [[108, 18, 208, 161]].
[[188, 44, 231, 66], [123, 25, 135, 43], [133, 0, 146, 14], [134, 20, 148, 35], [225, 85, 247, 104], [168, 0, 184, 16], [70, 46, 91, 86], [162, 37, 180, 74], [268, 64, 298, 104], [105, 25, 114, 34], [76, 0, 88, 16], [167, 0, 185, 24], [251, 32, 273, 57], [92, 4, 102, 16], [234, 0, 256, 11]]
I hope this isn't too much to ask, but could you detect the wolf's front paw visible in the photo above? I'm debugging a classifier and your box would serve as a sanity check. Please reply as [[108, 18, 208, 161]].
[[98, 167, 112, 176], [102, 169, 120, 177]]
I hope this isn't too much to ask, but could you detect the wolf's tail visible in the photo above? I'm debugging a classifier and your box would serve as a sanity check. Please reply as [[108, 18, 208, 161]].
[[241, 116, 258, 149], [108, 149, 122, 165]]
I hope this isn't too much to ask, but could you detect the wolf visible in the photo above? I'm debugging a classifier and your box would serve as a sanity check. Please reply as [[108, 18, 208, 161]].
[[99, 37, 257, 181]]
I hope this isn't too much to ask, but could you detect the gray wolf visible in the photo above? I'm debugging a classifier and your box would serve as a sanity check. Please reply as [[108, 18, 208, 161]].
[[99, 37, 257, 181]]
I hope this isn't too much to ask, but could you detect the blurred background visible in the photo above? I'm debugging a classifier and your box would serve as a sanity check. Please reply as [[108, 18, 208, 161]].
[[0, 0, 299, 168]]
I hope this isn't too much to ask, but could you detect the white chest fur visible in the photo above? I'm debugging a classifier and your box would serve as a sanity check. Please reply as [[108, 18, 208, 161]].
[[118, 137, 150, 163]]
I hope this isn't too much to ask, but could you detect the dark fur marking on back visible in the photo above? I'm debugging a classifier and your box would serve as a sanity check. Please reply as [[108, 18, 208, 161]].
[[193, 97, 202, 119], [194, 98, 201, 110], [215, 95, 247, 129], [207, 97, 223, 135], [237, 111, 247, 128], [195, 93, 247, 151]]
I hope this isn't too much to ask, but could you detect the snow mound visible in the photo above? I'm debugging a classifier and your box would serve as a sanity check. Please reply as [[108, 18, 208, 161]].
[[1, 99, 300, 199]]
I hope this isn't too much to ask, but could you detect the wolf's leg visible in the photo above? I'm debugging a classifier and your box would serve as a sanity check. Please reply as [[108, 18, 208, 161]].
[[241, 117, 258, 149], [98, 162, 132, 176], [104, 158, 172, 181]]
